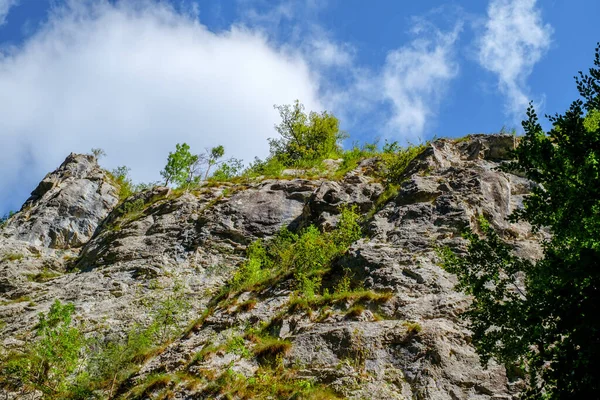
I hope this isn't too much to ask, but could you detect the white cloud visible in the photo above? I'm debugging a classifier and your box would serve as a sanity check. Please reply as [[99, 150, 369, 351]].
[[478, 0, 552, 118], [381, 25, 461, 140], [0, 0, 18, 25], [0, 1, 322, 212], [305, 38, 353, 68]]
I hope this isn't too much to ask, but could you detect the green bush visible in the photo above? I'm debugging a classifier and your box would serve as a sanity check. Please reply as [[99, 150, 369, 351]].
[[269, 100, 346, 163], [379, 142, 427, 184], [229, 206, 362, 299], [247, 101, 347, 177], [0, 300, 85, 398]]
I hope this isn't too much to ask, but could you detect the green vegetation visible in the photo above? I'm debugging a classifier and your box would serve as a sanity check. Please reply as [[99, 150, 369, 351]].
[[439, 44, 600, 399], [377, 141, 427, 184], [246, 100, 347, 177], [91, 148, 107, 159], [1, 253, 23, 262], [227, 205, 362, 298], [0, 210, 16, 229], [0, 300, 86, 398], [106, 166, 156, 202], [25, 268, 62, 283], [160, 142, 199, 187], [0, 288, 189, 399]]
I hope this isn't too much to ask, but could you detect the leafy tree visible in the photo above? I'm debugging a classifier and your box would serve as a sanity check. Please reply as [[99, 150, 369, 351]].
[[440, 44, 600, 399], [202, 145, 225, 181], [160, 143, 199, 187], [268, 100, 346, 164], [211, 157, 244, 181]]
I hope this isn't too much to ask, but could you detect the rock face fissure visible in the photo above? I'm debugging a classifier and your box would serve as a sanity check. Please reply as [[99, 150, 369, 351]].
[[0, 135, 539, 399]]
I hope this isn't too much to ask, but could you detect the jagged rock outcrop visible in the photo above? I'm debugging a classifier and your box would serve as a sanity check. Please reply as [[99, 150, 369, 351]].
[[0, 135, 541, 399], [2, 153, 119, 249]]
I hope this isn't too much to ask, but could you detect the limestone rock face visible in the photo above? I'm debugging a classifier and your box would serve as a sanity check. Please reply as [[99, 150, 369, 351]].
[[0, 135, 540, 399], [2, 153, 119, 249]]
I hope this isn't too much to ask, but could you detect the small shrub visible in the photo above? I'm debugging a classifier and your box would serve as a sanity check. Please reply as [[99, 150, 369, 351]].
[[0, 210, 16, 228], [253, 337, 292, 366], [345, 304, 365, 319], [379, 142, 427, 184], [403, 321, 422, 335], [226, 336, 252, 358]]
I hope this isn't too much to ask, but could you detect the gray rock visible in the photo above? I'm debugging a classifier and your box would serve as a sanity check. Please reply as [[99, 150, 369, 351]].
[[2, 153, 119, 249]]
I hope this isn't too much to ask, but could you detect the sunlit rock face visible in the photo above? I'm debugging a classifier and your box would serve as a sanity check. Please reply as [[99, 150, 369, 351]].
[[2, 153, 119, 249], [0, 135, 537, 399]]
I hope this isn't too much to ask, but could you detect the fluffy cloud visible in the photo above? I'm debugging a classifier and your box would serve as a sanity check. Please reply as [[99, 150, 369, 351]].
[[478, 0, 552, 118], [0, 1, 322, 213], [0, 0, 18, 25]]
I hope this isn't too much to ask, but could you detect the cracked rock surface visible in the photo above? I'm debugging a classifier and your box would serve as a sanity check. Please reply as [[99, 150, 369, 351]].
[[0, 135, 538, 399]]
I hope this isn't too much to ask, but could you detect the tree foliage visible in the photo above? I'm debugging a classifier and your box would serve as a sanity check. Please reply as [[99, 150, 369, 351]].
[[440, 44, 600, 399], [268, 100, 346, 165], [160, 143, 199, 187]]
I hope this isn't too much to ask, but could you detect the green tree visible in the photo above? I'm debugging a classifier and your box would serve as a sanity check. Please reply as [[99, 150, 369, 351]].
[[269, 100, 346, 164], [202, 145, 225, 181], [160, 143, 199, 187], [440, 44, 600, 399]]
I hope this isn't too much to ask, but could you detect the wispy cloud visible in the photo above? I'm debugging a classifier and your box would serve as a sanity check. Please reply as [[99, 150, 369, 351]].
[[0, 0, 18, 25], [477, 0, 552, 118], [382, 23, 461, 140], [0, 1, 322, 212]]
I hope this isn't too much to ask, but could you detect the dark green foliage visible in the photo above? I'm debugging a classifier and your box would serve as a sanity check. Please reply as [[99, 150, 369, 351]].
[[440, 44, 600, 399]]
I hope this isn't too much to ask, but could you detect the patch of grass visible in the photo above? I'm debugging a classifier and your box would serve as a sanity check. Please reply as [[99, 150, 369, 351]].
[[0, 295, 32, 306], [366, 183, 399, 220], [288, 289, 392, 313], [226, 335, 252, 358], [345, 304, 365, 319], [125, 373, 177, 399], [200, 365, 341, 400], [253, 337, 292, 366], [403, 321, 422, 335], [25, 269, 62, 283], [1, 253, 23, 262], [237, 298, 257, 312], [378, 143, 428, 184]]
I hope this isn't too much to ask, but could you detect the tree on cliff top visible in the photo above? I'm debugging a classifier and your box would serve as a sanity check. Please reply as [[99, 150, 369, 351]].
[[268, 100, 347, 164]]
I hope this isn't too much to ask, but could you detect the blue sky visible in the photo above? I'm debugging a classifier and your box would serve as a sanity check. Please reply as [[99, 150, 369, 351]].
[[0, 0, 599, 214]]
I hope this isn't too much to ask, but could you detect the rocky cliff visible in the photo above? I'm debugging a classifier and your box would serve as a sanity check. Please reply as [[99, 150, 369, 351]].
[[0, 135, 541, 399]]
